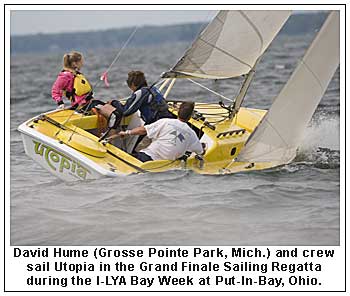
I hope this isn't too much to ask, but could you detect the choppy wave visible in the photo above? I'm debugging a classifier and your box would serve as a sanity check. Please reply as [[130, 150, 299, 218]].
[[294, 114, 340, 169]]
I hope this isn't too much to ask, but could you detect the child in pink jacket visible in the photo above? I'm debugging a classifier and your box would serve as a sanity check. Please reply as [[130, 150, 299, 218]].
[[51, 51, 94, 109]]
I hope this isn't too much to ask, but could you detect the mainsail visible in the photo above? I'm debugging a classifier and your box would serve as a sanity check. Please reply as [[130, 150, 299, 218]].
[[163, 10, 291, 79], [237, 11, 340, 164]]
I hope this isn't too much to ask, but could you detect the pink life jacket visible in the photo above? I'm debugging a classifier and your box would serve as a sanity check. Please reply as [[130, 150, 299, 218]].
[[51, 70, 91, 106]]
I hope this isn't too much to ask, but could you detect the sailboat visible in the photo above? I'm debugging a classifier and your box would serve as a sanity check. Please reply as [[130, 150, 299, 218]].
[[17, 10, 340, 181]]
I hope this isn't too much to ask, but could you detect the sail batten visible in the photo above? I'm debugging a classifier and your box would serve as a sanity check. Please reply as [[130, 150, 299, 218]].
[[163, 10, 291, 79], [237, 11, 340, 164]]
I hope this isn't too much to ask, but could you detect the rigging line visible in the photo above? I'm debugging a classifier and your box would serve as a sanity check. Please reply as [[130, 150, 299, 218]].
[[169, 11, 217, 72], [155, 79, 166, 87], [42, 114, 97, 140], [198, 112, 229, 115], [206, 118, 230, 125], [53, 27, 140, 140], [110, 78, 163, 103], [186, 78, 233, 102], [54, 109, 82, 137], [195, 107, 230, 110], [205, 113, 230, 119], [103, 26, 139, 77], [195, 102, 221, 105], [81, 26, 139, 113], [64, 27, 140, 141]]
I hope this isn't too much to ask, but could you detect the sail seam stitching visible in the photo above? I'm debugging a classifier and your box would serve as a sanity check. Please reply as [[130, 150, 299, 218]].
[[186, 57, 206, 74], [238, 116, 291, 162], [265, 118, 290, 149], [198, 36, 253, 70], [239, 11, 264, 54], [301, 60, 324, 92], [216, 12, 225, 25]]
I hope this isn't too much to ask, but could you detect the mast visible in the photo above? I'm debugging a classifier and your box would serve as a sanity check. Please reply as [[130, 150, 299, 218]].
[[230, 56, 261, 117]]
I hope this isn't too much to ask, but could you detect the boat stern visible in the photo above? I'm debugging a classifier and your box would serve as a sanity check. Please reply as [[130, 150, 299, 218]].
[[17, 117, 119, 181]]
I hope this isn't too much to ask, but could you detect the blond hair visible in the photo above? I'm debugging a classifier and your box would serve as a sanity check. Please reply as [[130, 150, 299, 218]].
[[63, 51, 83, 69]]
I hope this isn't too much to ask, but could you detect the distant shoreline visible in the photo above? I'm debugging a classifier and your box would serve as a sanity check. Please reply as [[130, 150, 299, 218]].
[[10, 13, 327, 54]]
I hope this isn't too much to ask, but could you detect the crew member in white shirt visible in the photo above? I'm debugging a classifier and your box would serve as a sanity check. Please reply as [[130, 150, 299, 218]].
[[117, 102, 204, 162]]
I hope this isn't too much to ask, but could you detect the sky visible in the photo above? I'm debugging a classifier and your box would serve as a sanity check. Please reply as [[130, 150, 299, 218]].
[[10, 10, 217, 36]]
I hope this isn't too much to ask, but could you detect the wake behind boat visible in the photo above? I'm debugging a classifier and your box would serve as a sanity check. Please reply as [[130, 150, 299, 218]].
[[18, 10, 340, 181]]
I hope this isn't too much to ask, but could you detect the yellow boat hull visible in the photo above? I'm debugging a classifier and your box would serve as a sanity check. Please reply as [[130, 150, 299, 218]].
[[18, 102, 277, 181]]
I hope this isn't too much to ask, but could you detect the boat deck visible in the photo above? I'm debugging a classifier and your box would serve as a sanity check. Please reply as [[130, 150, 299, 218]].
[[18, 102, 268, 180]]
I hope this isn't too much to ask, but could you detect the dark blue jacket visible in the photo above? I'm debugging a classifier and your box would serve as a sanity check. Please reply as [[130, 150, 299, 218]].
[[123, 86, 172, 124]]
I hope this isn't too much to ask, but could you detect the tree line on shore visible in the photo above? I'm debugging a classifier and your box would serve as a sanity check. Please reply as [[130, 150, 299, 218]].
[[11, 12, 327, 54]]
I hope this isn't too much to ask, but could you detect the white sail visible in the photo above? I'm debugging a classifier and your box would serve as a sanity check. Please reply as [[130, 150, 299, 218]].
[[163, 10, 291, 79], [237, 11, 340, 164]]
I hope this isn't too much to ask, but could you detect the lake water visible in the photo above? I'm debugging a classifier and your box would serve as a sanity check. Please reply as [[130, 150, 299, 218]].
[[10, 33, 340, 246]]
